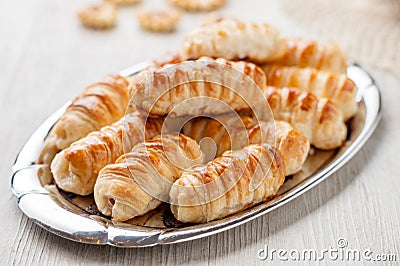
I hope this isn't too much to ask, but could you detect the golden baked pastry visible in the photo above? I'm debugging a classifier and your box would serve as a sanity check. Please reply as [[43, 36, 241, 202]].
[[77, 3, 117, 30], [131, 57, 267, 116], [263, 65, 358, 119], [51, 112, 163, 196], [269, 38, 347, 74], [37, 75, 131, 165], [170, 0, 226, 11], [264, 87, 347, 150], [180, 18, 287, 63], [170, 144, 286, 223], [182, 117, 310, 175], [249, 120, 310, 175], [94, 134, 204, 221], [136, 9, 181, 32]]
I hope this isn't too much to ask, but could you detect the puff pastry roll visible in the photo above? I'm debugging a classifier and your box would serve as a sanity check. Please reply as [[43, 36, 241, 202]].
[[132, 57, 267, 116], [94, 134, 204, 221], [269, 38, 347, 74], [38, 75, 131, 165], [180, 18, 287, 63], [170, 144, 286, 223], [51, 112, 163, 196], [182, 117, 309, 175], [264, 87, 347, 150], [263, 65, 358, 119]]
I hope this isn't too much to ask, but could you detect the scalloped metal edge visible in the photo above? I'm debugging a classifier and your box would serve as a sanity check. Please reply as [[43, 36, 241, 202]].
[[10, 63, 382, 247]]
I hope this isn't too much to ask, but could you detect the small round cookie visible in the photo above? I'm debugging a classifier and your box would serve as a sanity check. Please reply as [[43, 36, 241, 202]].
[[107, 0, 141, 6], [136, 9, 181, 32], [170, 0, 226, 12], [77, 3, 117, 30]]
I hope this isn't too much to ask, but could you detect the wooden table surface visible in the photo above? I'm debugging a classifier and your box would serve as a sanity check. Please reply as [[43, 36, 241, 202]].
[[1, 0, 399, 265]]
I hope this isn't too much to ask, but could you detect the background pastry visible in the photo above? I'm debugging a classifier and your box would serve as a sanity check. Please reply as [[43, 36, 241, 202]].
[[170, 0, 226, 12], [263, 65, 358, 119], [136, 9, 181, 32], [107, 0, 141, 5], [180, 18, 287, 63], [77, 3, 117, 30], [268, 38, 347, 74]]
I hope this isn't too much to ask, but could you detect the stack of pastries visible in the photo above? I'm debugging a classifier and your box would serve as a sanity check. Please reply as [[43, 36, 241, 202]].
[[39, 18, 358, 224]]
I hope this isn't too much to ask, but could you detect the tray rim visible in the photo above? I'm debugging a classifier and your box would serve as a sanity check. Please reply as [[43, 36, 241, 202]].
[[10, 62, 382, 247]]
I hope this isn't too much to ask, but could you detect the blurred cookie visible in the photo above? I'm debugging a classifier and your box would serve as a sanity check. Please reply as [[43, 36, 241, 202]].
[[136, 9, 181, 32], [107, 0, 141, 5], [77, 3, 117, 30], [170, 0, 227, 11]]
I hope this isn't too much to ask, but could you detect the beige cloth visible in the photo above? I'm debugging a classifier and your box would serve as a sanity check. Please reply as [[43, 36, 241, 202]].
[[282, 0, 400, 77]]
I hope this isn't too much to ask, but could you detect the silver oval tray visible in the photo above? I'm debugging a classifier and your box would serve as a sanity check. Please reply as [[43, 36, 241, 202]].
[[11, 62, 382, 247]]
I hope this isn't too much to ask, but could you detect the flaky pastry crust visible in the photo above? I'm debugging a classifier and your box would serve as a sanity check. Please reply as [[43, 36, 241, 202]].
[[51, 112, 163, 195], [37, 75, 131, 165], [264, 87, 347, 150], [182, 117, 310, 175], [180, 18, 287, 63], [263, 65, 358, 119], [94, 134, 204, 221], [170, 144, 286, 223], [269, 38, 347, 74], [131, 57, 267, 116]]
